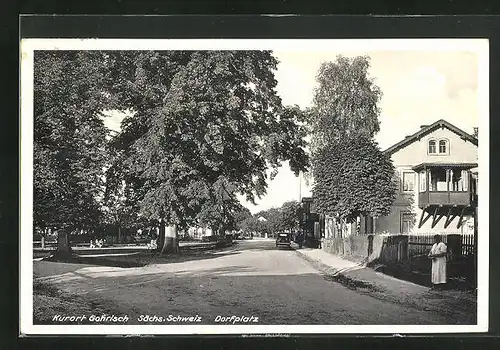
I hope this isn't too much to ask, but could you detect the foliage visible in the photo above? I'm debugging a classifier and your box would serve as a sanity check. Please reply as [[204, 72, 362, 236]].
[[33, 51, 112, 232], [312, 135, 397, 222], [309, 55, 396, 223], [108, 51, 309, 234], [234, 206, 253, 231], [33, 50, 310, 249], [262, 207, 283, 234], [310, 55, 382, 153], [238, 201, 300, 236], [280, 200, 301, 232], [239, 216, 260, 234]]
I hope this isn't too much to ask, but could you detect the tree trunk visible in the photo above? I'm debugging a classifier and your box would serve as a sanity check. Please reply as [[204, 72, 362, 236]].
[[218, 224, 226, 240], [118, 225, 122, 244], [53, 227, 73, 259], [161, 224, 179, 254], [41, 227, 48, 249], [156, 220, 165, 252], [57, 229, 71, 252]]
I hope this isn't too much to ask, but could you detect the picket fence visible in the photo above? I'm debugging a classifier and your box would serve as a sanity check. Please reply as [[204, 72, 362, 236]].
[[407, 232, 475, 259]]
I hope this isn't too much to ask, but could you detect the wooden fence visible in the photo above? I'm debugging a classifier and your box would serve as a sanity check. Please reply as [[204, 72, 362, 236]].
[[407, 232, 475, 259]]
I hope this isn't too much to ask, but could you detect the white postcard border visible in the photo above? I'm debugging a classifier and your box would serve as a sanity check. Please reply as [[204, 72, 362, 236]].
[[20, 38, 489, 335]]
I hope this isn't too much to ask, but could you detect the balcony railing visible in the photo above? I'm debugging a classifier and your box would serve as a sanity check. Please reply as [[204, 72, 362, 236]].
[[418, 191, 472, 208]]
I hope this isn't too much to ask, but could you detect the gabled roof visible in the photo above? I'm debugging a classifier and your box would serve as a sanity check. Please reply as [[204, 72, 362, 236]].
[[384, 119, 478, 155]]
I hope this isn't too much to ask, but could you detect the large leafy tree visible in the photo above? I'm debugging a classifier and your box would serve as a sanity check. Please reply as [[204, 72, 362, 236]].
[[309, 55, 396, 228], [107, 51, 309, 253], [280, 200, 301, 233], [34, 51, 113, 253], [310, 55, 382, 152], [239, 216, 260, 235], [233, 206, 253, 232], [312, 135, 397, 223]]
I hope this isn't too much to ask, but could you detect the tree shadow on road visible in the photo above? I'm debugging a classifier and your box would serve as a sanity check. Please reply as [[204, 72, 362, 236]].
[[39, 244, 243, 268]]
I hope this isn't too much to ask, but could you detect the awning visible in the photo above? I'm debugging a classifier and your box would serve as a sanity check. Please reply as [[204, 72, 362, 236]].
[[412, 162, 478, 172]]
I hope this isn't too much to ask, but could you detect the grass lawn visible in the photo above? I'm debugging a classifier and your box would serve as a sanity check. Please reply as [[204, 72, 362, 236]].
[[33, 280, 129, 324]]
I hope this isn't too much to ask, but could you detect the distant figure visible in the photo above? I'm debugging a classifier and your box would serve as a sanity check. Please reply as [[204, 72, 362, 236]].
[[428, 234, 447, 289], [89, 240, 95, 248], [147, 239, 157, 250], [297, 232, 304, 249]]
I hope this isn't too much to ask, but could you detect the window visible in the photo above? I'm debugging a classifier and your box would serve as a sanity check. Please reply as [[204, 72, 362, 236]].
[[430, 168, 447, 191], [402, 172, 415, 192], [400, 212, 414, 234], [439, 140, 448, 154], [450, 169, 466, 191], [428, 140, 437, 154], [419, 171, 426, 192]]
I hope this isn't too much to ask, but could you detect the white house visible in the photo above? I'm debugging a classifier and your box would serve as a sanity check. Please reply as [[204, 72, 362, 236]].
[[372, 119, 478, 235]]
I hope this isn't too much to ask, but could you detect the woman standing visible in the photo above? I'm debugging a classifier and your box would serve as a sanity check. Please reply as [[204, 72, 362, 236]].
[[428, 234, 447, 289]]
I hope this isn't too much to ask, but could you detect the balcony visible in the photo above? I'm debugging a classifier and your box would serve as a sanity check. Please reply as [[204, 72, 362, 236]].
[[412, 162, 477, 209]]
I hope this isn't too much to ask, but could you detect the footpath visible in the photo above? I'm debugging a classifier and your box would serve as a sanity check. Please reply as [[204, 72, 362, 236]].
[[291, 242, 477, 322]]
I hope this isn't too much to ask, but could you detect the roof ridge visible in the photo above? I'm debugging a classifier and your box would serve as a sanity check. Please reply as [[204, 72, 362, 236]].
[[384, 119, 477, 155]]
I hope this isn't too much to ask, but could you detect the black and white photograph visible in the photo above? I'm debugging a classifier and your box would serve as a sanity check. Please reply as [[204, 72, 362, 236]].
[[20, 38, 489, 335]]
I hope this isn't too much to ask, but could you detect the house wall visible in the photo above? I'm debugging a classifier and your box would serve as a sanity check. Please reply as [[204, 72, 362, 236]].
[[390, 127, 477, 166], [376, 126, 477, 234]]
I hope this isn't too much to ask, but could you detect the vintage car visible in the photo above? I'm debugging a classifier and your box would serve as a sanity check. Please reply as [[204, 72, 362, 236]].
[[275, 232, 291, 248]]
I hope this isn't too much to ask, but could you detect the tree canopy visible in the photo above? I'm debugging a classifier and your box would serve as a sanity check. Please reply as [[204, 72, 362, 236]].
[[280, 200, 301, 232], [309, 55, 396, 223], [34, 50, 310, 249], [310, 55, 382, 153], [33, 51, 113, 233], [108, 51, 309, 235], [312, 135, 397, 222]]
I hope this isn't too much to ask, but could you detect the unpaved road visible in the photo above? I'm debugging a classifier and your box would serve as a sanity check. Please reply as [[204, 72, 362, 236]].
[[33, 239, 474, 325]]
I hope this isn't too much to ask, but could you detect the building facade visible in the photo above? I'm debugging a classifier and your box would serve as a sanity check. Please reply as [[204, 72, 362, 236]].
[[374, 119, 478, 235]]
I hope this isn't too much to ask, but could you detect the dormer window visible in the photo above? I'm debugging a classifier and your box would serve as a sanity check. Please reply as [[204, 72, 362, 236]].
[[428, 140, 437, 154], [439, 139, 448, 154]]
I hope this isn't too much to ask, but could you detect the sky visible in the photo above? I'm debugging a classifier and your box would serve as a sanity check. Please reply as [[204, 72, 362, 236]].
[[102, 45, 485, 214]]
